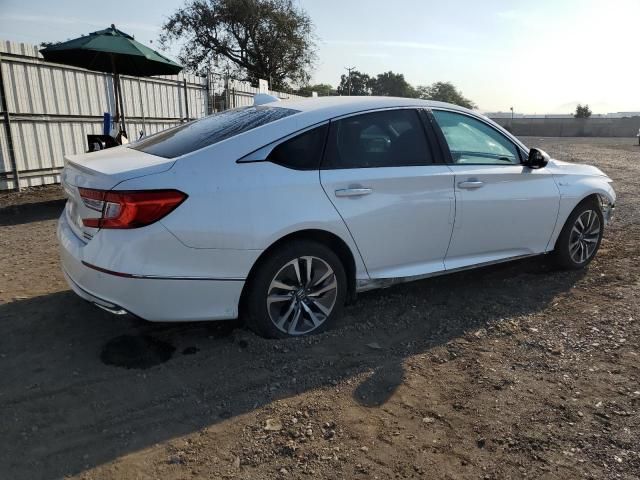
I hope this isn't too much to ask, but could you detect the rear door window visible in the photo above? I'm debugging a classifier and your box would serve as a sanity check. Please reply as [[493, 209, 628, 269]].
[[130, 106, 299, 159], [322, 109, 433, 169]]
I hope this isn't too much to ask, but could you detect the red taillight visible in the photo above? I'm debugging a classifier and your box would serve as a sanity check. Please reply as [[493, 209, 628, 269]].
[[78, 188, 187, 229]]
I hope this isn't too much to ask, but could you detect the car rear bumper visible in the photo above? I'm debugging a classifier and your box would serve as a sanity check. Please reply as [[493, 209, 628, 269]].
[[57, 213, 244, 321]]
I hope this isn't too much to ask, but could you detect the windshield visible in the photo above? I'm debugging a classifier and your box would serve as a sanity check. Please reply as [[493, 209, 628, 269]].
[[130, 105, 299, 159]]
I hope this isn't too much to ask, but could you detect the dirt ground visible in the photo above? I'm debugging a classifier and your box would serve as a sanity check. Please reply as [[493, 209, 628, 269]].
[[1, 137, 638, 480]]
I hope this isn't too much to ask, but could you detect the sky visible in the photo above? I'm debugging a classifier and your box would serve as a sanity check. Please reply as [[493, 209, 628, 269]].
[[0, 0, 638, 114]]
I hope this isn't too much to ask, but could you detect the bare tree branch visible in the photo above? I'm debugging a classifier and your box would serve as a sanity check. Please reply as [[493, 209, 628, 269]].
[[160, 0, 316, 89]]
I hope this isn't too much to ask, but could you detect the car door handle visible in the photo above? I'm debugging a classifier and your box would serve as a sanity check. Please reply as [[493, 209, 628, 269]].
[[335, 188, 373, 197], [457, 181, 484, 190]]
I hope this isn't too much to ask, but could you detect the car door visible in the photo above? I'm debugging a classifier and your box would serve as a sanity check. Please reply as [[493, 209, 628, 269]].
[[319, 108, 455, 279], [430, 109, 560, 270]]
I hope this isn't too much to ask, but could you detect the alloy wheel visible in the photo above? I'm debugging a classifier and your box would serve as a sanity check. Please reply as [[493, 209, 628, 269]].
[[568, 209, 601, 264], [266, 256, 338, 335]]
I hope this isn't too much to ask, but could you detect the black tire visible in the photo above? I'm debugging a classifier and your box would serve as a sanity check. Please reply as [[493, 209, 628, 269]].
[[243, 240, 347, 339], [553, 198, 604, 270]]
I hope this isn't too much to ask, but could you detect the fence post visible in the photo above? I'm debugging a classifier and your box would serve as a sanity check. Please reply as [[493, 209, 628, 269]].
[[183, 78, 189, 121], [204, 74, 210, 115], [0, 54, 21, 192], [137, 77, 146, 138], [225, 70, 231, 111], [214, 75, 218, 113]]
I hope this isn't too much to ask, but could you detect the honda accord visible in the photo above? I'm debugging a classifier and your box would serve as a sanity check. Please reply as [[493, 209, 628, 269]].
[[58, 96, 615, 337]]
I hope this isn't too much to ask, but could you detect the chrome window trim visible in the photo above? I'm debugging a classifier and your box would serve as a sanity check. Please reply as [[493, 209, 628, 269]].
[[321, 106, 442, 169], [327, 105, 428, 122], [239, 106, 433, 165]]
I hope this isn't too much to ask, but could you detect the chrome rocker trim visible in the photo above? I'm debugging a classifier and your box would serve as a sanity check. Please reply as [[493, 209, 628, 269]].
[[356, 253, 539, 292]]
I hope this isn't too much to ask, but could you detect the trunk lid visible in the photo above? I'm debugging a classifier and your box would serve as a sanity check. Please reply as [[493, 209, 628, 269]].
[[61, 146, 175, 241]]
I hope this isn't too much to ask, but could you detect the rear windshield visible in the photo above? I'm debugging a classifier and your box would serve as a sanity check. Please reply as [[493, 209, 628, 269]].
[[130, 106, 299, 158]]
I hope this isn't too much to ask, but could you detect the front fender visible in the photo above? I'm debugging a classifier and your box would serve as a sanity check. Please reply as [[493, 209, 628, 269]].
[[546, 175, 616, 250]]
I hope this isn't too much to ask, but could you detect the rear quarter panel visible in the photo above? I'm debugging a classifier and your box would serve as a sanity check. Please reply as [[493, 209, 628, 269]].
[[115, 145, 369, 280]]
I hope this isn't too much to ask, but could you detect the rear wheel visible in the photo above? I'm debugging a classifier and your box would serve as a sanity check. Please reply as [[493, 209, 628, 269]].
[[244, 240, 347, 338], [554, 199, 603, 270]]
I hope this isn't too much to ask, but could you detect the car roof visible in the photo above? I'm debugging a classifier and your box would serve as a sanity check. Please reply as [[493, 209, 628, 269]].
[[269, 96, 474, 118], [158, 95, 526, 162], [255, 96, 528, 155]]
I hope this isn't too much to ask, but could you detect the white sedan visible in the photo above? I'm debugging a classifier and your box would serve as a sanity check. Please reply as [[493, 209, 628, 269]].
[[58, 97, 616, 338]]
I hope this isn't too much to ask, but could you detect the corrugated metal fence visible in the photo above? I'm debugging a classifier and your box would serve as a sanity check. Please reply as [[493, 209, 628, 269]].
[[0, 40, 305, 191]]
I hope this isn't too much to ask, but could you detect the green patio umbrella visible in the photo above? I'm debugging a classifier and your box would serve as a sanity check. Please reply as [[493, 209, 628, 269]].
[[40, 24, 182, 138]]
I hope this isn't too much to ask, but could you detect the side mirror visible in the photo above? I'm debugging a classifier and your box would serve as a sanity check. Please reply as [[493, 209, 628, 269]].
[[524, 148, 550, 169]]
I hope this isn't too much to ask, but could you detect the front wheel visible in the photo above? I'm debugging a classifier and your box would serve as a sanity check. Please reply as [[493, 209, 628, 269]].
[[553, 199, 604, 270], [244, 240, 347, 338]]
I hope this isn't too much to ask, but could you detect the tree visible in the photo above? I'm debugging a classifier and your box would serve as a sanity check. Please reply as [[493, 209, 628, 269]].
[[368, 71, 417, 98], [160, 0, 317, 89], [574, 104, 592, 118], [337, 70, 371, 96], [296, 83, 335, 97], [416, 81, 476, 109]]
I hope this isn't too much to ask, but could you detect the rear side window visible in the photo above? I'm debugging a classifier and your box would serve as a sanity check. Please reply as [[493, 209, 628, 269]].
[[131, 106, 299, 159], [267, 124, 328, 170], [322, 109, 432, 169]]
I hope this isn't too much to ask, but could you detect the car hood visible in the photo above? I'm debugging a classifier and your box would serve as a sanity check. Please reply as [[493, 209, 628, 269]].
[[546, 159, 609, 178]]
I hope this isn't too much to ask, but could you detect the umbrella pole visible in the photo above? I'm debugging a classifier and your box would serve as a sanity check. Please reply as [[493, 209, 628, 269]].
[[110, 54, 120, 135], [116, 73, 127, 138], [113, 74, 120, 131], [110, 53, 126, 139]]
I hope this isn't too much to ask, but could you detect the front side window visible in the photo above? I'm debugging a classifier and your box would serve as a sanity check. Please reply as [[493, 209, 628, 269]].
[[323, 109, 432, 169], [131, 106, 299, 159], [267, 124, 329, 170], [432, 110, 520, 165]]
